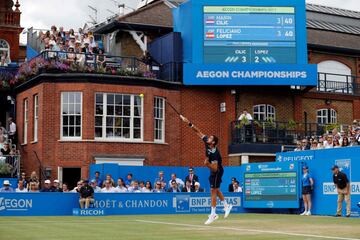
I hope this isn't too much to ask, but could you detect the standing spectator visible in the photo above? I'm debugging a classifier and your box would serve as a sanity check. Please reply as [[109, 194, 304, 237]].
[[238, 109, 253, 122], [116, 178, 127, 192], [167, 180, 180, 193], [62, 183, 70, 192], [0, 135, 5, 150], [40, 180, 52, 192], [0, 180, 14, 192], [182, 180, 193, 192], [128, 180, 141, 193], [185, 167, 199, 189], [168, 173, 184, 189], [154, 171, 166, 188], [7, 117, 16, 145], [152, 181, 164, 193], [300, 166, 314, 216], [233, 181, 242, 193], [228, 177, 236, 192], [96, 49, 106, 67], [101, 180, 116, 193], [332, 165, 351, 217], [94, 171, 103, 187], [125, 173, 133, 188], [1, 142, 11, 156], [90, 179, 101, 193], [16, 180, 28, 192], [19, 172, 27, 189], [79, 180, 94, 209], [194, 182, 204, 192], [143, 181, 152, 192], [51, 180, 62, 192]]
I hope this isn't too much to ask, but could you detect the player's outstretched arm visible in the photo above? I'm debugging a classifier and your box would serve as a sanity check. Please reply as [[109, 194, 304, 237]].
[[180, 115, 205, 139]]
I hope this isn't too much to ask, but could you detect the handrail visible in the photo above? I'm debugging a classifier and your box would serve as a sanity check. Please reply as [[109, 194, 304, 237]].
[[33, 151, 47, 183]]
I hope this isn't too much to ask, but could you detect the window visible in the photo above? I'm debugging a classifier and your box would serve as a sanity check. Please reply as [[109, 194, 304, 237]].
[[318, 60, 352, 93], [0, 39, 10, 66], [61, 92, 82, 139], [317, 108, 337, 124], [95, 93, 143, 140], [33, 95, 39, 142], [253, 104, 276, 121], [23, 99, 28, 144], [154, 97, 165, 142]]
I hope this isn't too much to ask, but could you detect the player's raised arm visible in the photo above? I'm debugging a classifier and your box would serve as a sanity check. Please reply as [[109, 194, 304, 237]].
[[180, 115, 205, 139]]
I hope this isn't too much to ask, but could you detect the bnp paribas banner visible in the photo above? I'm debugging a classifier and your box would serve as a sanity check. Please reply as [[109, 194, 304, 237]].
[[0, 193, 244, 216]]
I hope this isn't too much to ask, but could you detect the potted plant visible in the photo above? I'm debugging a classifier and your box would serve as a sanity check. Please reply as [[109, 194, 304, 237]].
[[0, 162, 13, 178]]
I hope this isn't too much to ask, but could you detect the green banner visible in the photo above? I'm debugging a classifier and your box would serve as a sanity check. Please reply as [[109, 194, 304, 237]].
[[204, 6, 295, 14]]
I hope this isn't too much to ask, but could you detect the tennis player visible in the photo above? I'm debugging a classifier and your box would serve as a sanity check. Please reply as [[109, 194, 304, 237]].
[[180, 116, 232, 224]]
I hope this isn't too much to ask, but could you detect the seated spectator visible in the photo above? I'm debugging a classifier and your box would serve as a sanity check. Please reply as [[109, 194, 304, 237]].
[[28, 171, 39, 190], [79, 180, 94, 209], [128, 180, 141, 193], [19, 172, 27, 189], [167, 180, 180, 193], [310, 140, 318, 150], [143, 181, 152, 192], [62, 183, 70, 192], [294, 141, 302, 151], [185, 167, 199, 189], [16, 180, 28, 192], [317, 137, 325, 149], [152, 181, 164, 193], [238, 109, 253, 122], [333, 138, 341, 148], [301, 139, 310, 150], [342, 137, 350, 147], [51, 179, 62, 192], [101, 180, 116, 193], [228, 177, 236, 192], [90, 179, 101, 193], [154, 171, 166, 188], [194, 182, 204, 192], [40, 180, 52, 192], [71, 180, 83, 193], [125, 173, 133, 188], [233, 181, 242, 193], [139, 181, 145, 191], [0, 134, 5, 150], [67, 46, 76, 62], [94, 171, 103, 187], [182, 180, 193, 192], [324, 135, 334, 148], [0, 180, 14, 192], [168, 173, 184, 189], [355, 128, 360, 145], [28, 182, 39, 192], [102, 174, 115, 187], [116, 178, 128, 193]]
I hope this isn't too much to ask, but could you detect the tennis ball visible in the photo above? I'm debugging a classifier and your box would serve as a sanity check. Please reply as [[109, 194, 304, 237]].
[[139, 94, 144, 98]]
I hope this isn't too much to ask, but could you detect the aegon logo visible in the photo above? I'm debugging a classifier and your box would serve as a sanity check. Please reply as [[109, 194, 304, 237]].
[[0, 197, 32, 211]]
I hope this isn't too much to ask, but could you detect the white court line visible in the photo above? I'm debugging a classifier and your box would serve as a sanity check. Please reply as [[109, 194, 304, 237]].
[[135, 220, 360, 240]]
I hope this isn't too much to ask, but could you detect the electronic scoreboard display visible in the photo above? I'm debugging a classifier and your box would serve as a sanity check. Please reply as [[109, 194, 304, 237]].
[[203, 6, 296, 64], [243, 162, 300, 208]]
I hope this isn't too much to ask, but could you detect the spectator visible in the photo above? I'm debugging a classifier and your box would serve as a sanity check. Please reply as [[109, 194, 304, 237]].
[[294, 141, 302, 151], [342, 137, 350, 147], [238, 109, 253, 122], [102, 174, 115, 187], [332, 165, 351, 217], [324, 135, 334, 148], [28, 171, 39, 190], [139, 181, 146, 191], [317, 137, 325, 149], [97, 49, 106, 67], [71, 180, 83, 193], [15, 180, 28, 192], [0, 134, 5, 150], [101, 180, 116, 193], [90, 179, 102, 193], [79, 180, 94, 209], [28, 182, 39, 192], [40, 180, 52, 192], [1, 142, 11, 156], [62, 183, 70, 192], [301, 139, 310, 150], [300, 166, 314, 216], [233, 181, 242, 193], [51, 179, 62, 192], [228, 177, 236, 192], [182, 180, 193, 192], [168, 173, 184, 189], [152, 181, 164, 193], [19, 172, 28, 189], [194, 182, 204, 192], [333, 139, 341, 148], [0, 180, 14, 192], [125, 173, 133, 188], [143, 181, 152, 192], [128, 180, 141, 193], [154, 171, 166, 188], [167, 180, 180, 193], [116, 178, 127, 193], [67, 46, 76, 62], [310, 140, 318, 150], [185, 167, 199, 189], [94, 171, 103, 187], [355, 128, 360, 145]]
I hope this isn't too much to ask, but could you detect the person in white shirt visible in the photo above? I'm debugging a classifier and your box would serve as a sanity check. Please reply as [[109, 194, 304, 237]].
[[128, 180, 141, 193], [115, 178, 128, 193], [7, 117, 16, 144], [101, 180, 116, 193], [233, 181, 242, 193], [238, 109, 253, 122], [90, 179, 101, 193], [15, 180, 28, 192], [168, 173, 184, 189], [323, 135, 334, 149], [142, 181, 152, 192]]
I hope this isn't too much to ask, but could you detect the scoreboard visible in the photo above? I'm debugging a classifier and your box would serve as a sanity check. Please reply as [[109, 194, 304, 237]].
[[243, 162, 300, 208], [203, 6, 296, 64]]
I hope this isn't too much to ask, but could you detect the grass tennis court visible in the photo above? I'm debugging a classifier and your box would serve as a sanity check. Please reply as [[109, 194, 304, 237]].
[[1, 214, 359, 240]]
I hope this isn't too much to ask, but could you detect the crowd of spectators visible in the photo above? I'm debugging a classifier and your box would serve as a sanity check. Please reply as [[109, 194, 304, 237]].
[[294, 121, 360, 151], [0, 118, 19, 164]]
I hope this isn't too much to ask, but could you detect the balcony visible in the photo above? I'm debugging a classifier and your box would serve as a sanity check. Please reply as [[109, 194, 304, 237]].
[[316, 72, 360, 95], [0, 10, 21, 26]]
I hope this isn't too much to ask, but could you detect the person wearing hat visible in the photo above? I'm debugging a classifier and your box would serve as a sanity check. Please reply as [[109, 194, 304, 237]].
[[67, 45, 76, 63], [300, 166, 314, 216], [40, 179, 52, 192], [0, 180, 14, 192], [79, 180, 94, 209], [194, 182, 204, 193], [90, 179, 101, 193], [332, 165, 351, 217], [185, 167, 199, 190], [51, 179, 62, 192], [228, 177, 237, 192]]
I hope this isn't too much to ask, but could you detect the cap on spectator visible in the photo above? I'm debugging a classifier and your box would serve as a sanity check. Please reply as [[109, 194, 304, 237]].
[[302, 166, 308, 169], [3, 180, 11, 186], [171, 180, 177, 184], [54, 179, 59, 183], [188, 167, 194, 172], [232, 177, 237, 181], [68, 45, 75, 50], [194, 182, 200, 187], [331, 165, 339, 170], [44, 180, 51, 184], [91, 179, 96, 183], [49, 40, 56, 46]]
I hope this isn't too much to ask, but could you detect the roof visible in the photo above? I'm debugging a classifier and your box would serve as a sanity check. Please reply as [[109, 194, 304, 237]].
[[306, 3, 360, 19], [93, 21, 172, 35]]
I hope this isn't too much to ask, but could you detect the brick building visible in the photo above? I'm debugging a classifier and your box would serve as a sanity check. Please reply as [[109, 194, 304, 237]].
[[15, 1, 360, 187]]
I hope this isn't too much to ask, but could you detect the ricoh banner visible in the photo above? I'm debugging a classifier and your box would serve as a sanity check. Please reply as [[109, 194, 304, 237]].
[[0, 193, 243, 216]]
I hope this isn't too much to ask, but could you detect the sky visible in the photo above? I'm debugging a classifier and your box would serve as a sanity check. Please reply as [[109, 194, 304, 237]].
[[18, 0, 360, 43]]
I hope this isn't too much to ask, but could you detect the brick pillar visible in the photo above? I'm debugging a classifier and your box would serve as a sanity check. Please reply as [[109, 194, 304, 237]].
[[293, 95, 303, 123], [353, 99, 360, 120]]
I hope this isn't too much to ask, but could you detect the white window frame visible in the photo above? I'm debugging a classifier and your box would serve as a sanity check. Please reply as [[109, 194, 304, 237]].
[[0, 39, 11, 65], [317, 108, 337, 124], [95, 93, 144, 141], [154, 97, 165, 142], [60, 92, 82, 140], [253, 104, 276, 121], [33, 95, 39, 142], [23, 99, 28, 144]]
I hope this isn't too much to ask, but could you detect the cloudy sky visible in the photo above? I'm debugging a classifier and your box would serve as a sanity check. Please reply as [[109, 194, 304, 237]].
[[19, 0, 360, 43]]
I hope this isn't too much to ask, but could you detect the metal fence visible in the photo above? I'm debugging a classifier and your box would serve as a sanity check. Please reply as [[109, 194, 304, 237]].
[[0, 155, 21, 178], [317, 72, 359, 95]]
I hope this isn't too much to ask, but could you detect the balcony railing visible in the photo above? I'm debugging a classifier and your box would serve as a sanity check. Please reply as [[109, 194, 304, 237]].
[[0, 155, 21, 178], [0, 11, 21, 26], [230, 120, 336, 145], [317, 72, 359, 95]]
